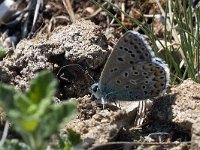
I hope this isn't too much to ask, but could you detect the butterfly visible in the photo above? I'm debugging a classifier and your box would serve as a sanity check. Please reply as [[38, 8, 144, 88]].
[[91, 31, 170, 103]]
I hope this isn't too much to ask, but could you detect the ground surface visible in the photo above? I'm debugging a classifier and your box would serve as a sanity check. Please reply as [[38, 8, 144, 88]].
[[0, 0, 200, 150]]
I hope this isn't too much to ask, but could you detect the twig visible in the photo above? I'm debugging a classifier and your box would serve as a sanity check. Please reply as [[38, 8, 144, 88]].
[[62, 0, 76, 22], [143, 14, 163, 18], [121, 1, 125, 23], [84, 2, 107, 19], [30, 0, 42, 34]]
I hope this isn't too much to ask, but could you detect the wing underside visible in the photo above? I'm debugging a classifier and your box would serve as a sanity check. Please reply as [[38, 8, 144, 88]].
[[98, 31, 169, 101]]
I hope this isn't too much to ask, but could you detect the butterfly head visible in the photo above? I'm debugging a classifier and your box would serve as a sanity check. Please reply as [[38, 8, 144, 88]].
[[90, 83, 107, 107], [90, 83, 102, 100]]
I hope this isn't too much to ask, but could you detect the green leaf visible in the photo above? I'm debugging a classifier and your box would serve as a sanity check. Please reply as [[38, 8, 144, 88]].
[[25, 70, 58, 104], [8, 110, 39, 132], [0, 71, 77, 149], [19, 117, 39, 132], [14, 93, 31, 113], [53, 132, 81, 150], [63, 143, 73, 150], [67, 129, 82, 146], [33, 97, 51, 118], [40, 100, 77, 138], [0, 46, 7, 57], [55, 100, 77, 128], [0, 84, 17, 110], [0, 139, 29, 150]]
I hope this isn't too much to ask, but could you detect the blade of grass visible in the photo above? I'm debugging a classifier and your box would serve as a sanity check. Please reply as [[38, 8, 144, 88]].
[[89, 0, 127, 31]]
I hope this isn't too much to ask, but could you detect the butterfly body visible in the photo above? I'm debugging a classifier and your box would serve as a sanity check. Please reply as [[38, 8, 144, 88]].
[[91, 31, 170, 102]]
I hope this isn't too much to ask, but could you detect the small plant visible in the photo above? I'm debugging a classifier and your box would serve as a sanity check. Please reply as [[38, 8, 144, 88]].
[[0, 139, 29, 150], [52, 129, 82, 150], [0, 46, 7, 58], [0, 70, 77, 150]]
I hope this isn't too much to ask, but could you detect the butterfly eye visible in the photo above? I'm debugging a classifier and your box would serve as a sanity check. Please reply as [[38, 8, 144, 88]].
[[91, 83, 98, 93]]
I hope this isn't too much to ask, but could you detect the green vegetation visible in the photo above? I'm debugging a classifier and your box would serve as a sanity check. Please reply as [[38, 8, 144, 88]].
[[0, 71, 78, 150], [0, 46, 7, 58], [52, 129, 82, 150]]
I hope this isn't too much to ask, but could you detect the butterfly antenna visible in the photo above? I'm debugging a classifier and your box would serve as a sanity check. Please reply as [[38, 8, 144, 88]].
[[56, 65, 69, 82], [83, 69, 96, 83], [56, 64, 95, 83]]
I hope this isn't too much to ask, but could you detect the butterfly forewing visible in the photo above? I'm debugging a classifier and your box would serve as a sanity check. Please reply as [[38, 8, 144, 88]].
[[98, 31, 169, 101]]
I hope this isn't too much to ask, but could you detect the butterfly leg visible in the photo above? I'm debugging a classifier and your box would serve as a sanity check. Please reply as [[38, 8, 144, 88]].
[[134, 100, 145, 126], [134, 99, 153, 126]]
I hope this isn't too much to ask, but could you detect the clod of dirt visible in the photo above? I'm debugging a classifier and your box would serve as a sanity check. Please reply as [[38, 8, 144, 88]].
[[0, 68, 11, 83], [191, 118, 200, 149], [48, 20, 108, 69], [171, 79, 200, 133], [0, 19, 109, 98], [63, 96, 126, 149], [149, 79, 200, 134]]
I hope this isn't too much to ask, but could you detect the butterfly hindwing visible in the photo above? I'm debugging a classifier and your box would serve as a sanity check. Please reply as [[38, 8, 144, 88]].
[[95, 31, 169, 101]]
